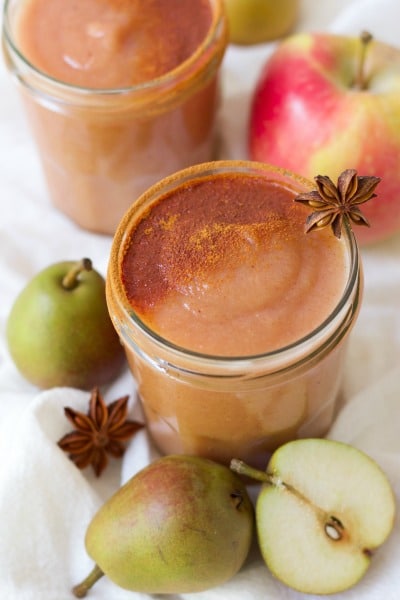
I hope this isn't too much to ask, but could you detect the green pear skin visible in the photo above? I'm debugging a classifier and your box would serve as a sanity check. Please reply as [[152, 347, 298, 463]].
[[6, 259, 125, 389], [79, 455, 254, 595]]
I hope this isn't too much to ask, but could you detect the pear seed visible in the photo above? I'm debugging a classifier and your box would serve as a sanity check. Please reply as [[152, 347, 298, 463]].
[[325, 523, 342, 541]]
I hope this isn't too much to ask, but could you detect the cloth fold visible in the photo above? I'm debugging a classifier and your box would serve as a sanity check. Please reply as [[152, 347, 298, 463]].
[[1, 0, 400, 598]]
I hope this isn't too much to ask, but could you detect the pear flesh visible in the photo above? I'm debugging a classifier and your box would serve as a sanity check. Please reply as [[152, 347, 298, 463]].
[[231, 438, 396, 595], [74, 454, 254, 596]]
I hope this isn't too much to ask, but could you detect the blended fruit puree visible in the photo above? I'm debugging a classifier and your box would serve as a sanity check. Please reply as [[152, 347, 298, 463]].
[[8, 0, 223, 234], [16, 0, 212, 88], [122, 173, 348, 355]]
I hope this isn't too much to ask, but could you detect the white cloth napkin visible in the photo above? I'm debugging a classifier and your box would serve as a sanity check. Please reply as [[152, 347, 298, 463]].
[[1, 0, 400, 598]]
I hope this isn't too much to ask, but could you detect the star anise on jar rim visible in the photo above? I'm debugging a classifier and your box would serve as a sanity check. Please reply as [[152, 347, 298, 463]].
[[57, 387, 144, 477], [294, 169, 381, 239]]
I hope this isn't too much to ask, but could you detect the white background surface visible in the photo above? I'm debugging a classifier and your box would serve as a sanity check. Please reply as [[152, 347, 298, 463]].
[[1, 1, 400, 599]]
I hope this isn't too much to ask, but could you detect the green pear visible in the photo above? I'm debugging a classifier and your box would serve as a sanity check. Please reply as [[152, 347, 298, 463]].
[[223, 0, 299, 45], [73, 454, 254, 597], [231, 438, 396, 595], [6, 258, 125, 389]]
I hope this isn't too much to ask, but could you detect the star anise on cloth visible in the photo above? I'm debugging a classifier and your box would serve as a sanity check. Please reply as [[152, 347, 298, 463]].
[[294, 169, 381, 238], [58, 387, 144, 477]]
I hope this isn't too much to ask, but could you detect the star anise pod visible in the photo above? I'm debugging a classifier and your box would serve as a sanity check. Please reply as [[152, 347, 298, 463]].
[[58, 387, 144, 477], [294, 169, 381, 238]]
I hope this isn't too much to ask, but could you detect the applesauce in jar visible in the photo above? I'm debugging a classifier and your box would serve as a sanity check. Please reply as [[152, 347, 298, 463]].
[[107, 161, 362, 467], [2, 0, 227, 233]]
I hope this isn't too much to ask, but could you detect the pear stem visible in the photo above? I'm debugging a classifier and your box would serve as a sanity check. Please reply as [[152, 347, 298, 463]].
[[231, 459, 346, 543], [62, 258, 92, 290], [72, 564, 104, 598], [230, 459, 273, 484], [354, 30, 373, 90]]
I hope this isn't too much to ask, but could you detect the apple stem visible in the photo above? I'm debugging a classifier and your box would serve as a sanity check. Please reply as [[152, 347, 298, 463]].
[[354, 30, 373, 90], [72, 564, 104, 598], [230, 459, 273, 484], [62, 258, 92, 290]]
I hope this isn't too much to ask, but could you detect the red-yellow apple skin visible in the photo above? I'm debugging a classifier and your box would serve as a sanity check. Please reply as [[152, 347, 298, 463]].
[[249, 33, 400, 245]]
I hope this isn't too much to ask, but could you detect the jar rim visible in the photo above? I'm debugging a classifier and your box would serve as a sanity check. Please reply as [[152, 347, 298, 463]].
[[107, 160, 362, 373], [2, 0, 227, 99]]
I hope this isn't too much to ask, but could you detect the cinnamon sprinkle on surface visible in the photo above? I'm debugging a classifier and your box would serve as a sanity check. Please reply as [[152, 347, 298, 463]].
[[121, 173, 314, 312]]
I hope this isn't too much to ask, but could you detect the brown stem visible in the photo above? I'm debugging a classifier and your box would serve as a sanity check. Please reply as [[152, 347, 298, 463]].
[[230, 459, 272, 484], [354, 31, 373, 90], [72, 564, 104, 597], [62, 258, 92, 290]]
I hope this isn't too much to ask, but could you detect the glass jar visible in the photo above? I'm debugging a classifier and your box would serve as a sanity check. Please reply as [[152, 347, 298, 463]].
[[106, 160, 362, 468], [2, 0, 228, 234]]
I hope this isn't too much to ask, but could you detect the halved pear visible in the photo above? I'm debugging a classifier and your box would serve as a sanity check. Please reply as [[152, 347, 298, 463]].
[[231, 438, 396, 594]]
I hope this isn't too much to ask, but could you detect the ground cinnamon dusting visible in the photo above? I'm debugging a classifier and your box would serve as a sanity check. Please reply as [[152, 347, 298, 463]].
[[121, 173, 307, 314]]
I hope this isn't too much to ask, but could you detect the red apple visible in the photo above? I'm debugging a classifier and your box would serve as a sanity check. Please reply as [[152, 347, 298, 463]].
[[249, 31, 400, 245]]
